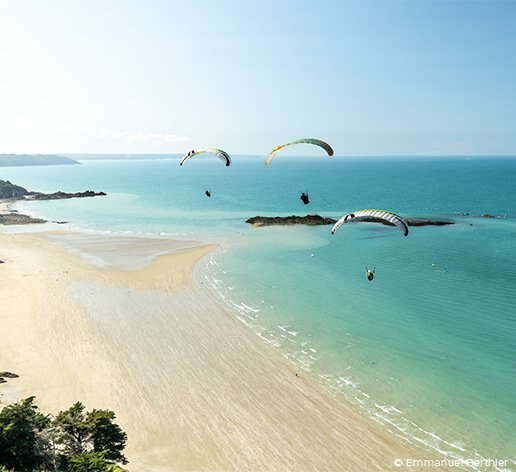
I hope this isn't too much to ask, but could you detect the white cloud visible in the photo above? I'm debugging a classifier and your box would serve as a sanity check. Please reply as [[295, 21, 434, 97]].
[[162, 134, 189, 143], [0, 119, 191, 153], [53, 126, 96, 134], [99, 129, 129, 140], [99, 129, 190, 146]]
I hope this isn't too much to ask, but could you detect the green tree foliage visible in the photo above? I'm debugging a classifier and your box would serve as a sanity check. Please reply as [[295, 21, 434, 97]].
[[68, 451, 128, 472], [53, 402, 91, 457], [0, 397, 51, 471], [0, 398, 128, 472], [53, 403, 127, 465], [86, 410, 127, 464]]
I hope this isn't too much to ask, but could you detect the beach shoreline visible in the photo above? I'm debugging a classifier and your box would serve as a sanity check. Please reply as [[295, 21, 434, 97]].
[[0, 220, 455, 471]]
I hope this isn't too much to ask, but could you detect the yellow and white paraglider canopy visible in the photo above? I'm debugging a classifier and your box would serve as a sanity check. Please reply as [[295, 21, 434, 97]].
[[331, 209, 409, 237]]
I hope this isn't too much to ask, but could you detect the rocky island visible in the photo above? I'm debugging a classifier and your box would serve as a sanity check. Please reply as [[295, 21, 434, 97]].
[[0, 180, 106, 225], [246, 214, 454, 228], [0, 179, 105, 200], [246, 214, 337, 227], [460, 213, 499, 218], [26, 190, 107, 200]]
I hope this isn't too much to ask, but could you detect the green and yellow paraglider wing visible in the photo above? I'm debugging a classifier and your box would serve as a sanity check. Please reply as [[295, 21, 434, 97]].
[[265, 138, 334, 166], [180, 148, 231, 166]]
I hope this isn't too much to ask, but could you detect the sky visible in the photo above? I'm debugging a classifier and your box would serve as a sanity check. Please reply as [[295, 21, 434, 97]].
[[0, 0, 515, 156]]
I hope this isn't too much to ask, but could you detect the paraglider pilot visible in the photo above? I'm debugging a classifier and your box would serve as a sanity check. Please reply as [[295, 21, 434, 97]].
[[300, 192, 309, 205], [205, 189, 211, 197]]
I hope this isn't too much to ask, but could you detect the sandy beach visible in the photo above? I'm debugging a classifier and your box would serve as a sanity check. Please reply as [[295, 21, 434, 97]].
[[0, 224, 449, 471]]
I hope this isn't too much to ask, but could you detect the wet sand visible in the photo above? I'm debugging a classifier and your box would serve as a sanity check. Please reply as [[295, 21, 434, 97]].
[[0, 229, 447, 471]]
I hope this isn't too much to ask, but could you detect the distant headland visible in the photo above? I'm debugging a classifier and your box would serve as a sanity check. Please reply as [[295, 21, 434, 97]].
[[0, 153, 80, 167]]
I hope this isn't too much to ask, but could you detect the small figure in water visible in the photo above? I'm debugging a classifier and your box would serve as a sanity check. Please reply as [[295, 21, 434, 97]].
[[366, 265, 376, 281], [205, 189, 211, 197], [300, 192, 310, 205]]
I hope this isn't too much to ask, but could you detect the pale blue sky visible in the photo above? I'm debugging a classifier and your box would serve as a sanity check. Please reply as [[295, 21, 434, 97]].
[[1, 0, 515, 156]]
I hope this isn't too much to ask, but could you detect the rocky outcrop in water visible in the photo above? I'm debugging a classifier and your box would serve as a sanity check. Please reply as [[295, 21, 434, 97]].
[[0, 182, 106, 225], [246, 214, 454, 228], [0, 213, 47, 225], [460, 213, 498, 218], [246, 214, 336, 227], [27, 190, 107, 200], [1, 180, 106, 202]]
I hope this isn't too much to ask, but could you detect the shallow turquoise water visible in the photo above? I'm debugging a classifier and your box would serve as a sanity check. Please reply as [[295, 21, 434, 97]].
[[2, 156, 515, 469]]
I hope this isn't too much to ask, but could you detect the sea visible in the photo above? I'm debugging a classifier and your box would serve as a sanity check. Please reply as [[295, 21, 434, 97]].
[[2, 155, 515, 471]]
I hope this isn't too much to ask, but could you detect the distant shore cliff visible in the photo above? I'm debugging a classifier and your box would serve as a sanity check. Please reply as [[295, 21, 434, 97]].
[[0, 154, 80, 167]]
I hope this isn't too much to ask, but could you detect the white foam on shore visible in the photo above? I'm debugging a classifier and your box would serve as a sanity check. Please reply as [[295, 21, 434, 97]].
[[199, 248, 513, 472], [200, 255, 323, 375], [0, 220, 69, 234]]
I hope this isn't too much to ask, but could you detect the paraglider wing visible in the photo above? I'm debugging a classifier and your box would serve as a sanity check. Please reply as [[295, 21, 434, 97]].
[[265, 138, 334, 166], [331, 209, 409, 237], [180, 148, 231, 166]]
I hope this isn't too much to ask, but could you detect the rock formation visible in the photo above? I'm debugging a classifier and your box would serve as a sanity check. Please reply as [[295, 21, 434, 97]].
[[246, 214, 454, 228], [27, 190, 107, 200], [460, 213, 497, 218], [246, 214, 336, 227], [0, 372, 19, 384], [0, 180, 29, 199], [0, 181, 106, 225], [0, 213, 47, 225]]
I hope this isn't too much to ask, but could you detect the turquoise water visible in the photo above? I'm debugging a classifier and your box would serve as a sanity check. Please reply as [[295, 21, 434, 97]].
[[2, 156, 515, 470]]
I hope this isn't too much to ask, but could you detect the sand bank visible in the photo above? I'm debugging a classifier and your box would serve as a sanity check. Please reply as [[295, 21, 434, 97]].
[[0, 230, 449, 471], [0, 200, 13, 214]]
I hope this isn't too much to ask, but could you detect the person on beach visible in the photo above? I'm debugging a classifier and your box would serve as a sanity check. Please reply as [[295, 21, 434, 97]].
[[300, 192, 309, 204], [366, 266, 375, 281], [205, 189, 211, 197]]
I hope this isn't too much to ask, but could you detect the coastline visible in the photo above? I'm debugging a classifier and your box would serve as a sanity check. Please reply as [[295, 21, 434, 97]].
[[0, 224, 454, 471]]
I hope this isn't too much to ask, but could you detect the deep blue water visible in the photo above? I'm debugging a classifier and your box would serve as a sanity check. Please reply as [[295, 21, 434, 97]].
[[2, 156, 515, 470]]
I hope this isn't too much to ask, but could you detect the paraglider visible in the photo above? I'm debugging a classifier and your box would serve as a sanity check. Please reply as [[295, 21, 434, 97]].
[[265, 138, 334, 166], [180, 148, 231, 167], [331, 209, 409, 237], [180, 148, 230, 197], [366, 266, 376, 281], [300, 192, 310, 205]]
